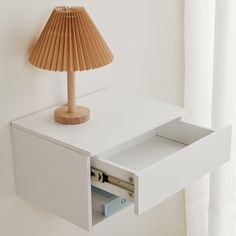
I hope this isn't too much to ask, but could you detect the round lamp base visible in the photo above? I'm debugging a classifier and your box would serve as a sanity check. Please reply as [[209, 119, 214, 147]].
[[54, 106, 90, 125]]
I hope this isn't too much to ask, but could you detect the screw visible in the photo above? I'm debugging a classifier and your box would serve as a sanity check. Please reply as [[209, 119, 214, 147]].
[[128, 192, 134, 199], [121, 199, 126, 204], [128, 176, 134, 184]]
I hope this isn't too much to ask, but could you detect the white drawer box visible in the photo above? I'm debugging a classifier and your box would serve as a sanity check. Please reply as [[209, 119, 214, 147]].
[[92, 119, 231, 215], [11, 90, 232, 231]]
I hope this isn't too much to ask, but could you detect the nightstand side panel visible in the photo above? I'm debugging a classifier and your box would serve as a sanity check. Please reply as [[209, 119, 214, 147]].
[[11, 127, 92, 231]]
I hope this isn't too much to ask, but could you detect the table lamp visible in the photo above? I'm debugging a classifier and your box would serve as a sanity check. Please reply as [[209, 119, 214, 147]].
[[28, 6, 113, 125]]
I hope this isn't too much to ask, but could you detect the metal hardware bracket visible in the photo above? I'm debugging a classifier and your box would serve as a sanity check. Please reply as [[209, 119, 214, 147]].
[[91, 167, 134, 193]]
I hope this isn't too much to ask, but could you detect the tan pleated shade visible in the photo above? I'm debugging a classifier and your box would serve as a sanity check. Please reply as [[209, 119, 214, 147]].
[[29, 7, 113, 72]]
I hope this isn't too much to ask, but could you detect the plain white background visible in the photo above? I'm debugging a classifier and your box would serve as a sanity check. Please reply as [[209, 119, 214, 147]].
[[0, 0, 186, 235]]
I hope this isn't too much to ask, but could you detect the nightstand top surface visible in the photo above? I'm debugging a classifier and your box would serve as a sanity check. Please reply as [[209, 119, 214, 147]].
[[12, 89, 184, 156]]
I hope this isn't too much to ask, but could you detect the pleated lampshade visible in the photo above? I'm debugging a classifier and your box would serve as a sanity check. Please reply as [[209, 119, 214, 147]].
[[29, 6, 113, 72]]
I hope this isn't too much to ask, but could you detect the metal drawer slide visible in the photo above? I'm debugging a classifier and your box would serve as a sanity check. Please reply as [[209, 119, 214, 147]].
[[91, 167, 134, 193]]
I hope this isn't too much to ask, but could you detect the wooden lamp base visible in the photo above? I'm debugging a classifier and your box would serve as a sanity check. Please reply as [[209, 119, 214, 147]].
[[54, 106, 90, 125]]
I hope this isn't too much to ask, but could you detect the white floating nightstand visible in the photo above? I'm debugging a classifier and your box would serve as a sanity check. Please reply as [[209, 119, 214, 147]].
[[11, 89, 232, 231]]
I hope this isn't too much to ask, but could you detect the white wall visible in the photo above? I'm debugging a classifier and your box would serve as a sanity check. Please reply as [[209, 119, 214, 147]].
[[0, 0, 185, 235]]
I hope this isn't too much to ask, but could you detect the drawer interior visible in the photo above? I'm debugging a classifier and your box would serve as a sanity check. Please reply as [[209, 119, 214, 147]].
[[95, 119, 213, 173], [107, 136, 186, 171]]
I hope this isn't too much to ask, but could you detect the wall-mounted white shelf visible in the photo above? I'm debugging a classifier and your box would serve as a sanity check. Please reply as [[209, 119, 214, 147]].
[[11, 89, 231, 231]]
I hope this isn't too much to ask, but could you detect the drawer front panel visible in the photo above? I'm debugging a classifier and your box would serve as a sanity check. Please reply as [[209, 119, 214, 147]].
[[135, 125, 231, 214]]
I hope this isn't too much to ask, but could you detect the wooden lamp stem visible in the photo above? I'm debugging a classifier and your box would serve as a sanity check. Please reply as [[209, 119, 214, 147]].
[[67, 71, 76, 113], [54, 72, 90, 125]]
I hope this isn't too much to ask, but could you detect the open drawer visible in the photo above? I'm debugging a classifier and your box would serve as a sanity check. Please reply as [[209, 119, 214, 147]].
[[92, 119, 232, 215]]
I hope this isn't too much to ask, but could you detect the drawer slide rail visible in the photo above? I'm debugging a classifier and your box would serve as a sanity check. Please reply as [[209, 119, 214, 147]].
[[91, 167, 134, 193]]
